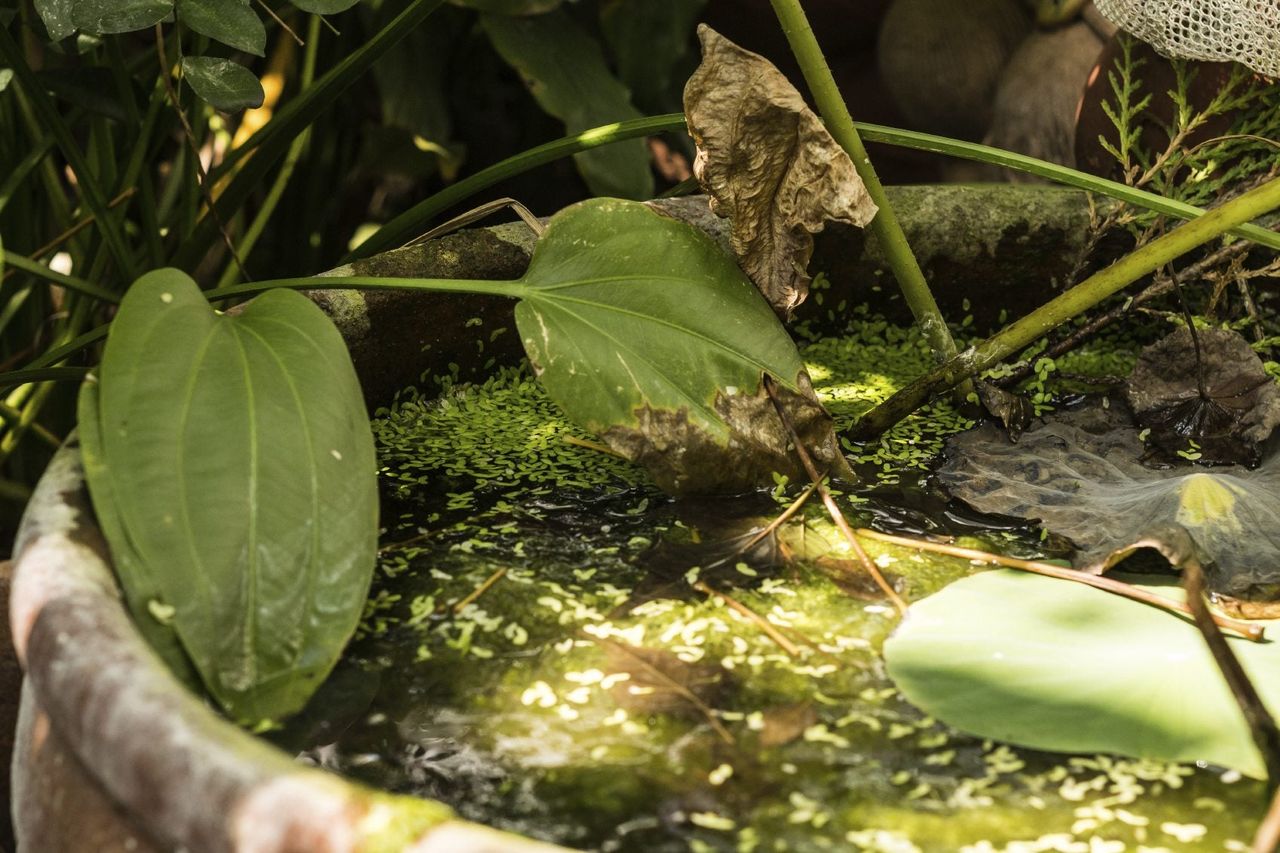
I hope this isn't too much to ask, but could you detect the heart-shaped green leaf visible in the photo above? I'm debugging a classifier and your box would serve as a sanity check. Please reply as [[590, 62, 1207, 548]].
[[181, 56, 264, 112], [176, 0, 265, 56], [79, 269, 378, 723], [513, 198, 851, 494], [885, 569, 1280, 778]]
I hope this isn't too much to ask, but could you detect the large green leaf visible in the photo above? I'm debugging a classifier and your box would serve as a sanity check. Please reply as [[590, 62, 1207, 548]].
[[176, 0, 266, 55], [511, 198, 850, 494], [69, 0, 173, 34], [181, 57, 264, 112], [78, 269, 378, 723], [885, 569, 1280, 778], [481, 10, 653, 199]]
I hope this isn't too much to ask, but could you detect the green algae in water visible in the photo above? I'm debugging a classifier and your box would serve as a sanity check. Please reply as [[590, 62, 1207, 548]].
[[278, 323, 1264, 852]]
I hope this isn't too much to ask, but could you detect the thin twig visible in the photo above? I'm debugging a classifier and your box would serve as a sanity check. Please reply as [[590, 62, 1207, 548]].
[[1184, 562, 1280, 787], [856, 527, 1264, 641], [155, 25, 249, 281], [764, 375, 908, 616], [693, 579, 803, 658], [996, 238, 1253, 388], [253, 0, 304, 45], [452, 567, 507, 614]]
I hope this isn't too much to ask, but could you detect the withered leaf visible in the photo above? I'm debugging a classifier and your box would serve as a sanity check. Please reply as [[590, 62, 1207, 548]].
[[684, 25, 878, 318], [1125, 327, 1280, 467], [602, 640, 731, 719], [975, 379, 1034, 442], [939, 401, 1280, 607]]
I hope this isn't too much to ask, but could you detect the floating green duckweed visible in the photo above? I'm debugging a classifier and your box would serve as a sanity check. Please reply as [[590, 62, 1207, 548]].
[[279, 322, 1260, 852]]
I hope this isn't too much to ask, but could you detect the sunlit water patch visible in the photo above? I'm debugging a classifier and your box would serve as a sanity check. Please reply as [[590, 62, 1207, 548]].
[[273, 325, 1262, 851]]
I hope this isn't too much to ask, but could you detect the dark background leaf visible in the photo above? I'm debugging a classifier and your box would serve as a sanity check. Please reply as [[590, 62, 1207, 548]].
[[481, 9, 653, 199]]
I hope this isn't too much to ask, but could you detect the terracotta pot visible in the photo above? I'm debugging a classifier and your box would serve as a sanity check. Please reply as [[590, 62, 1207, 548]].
[[5, 189, 1100, 852]]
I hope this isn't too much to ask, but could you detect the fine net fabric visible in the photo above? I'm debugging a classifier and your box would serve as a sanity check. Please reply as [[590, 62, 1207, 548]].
[[1094, 0, 1280, 77]]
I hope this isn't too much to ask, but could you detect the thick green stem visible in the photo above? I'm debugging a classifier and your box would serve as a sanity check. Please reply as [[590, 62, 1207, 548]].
[[766, 0, 965, 388], [849, 175, 1280, 438]]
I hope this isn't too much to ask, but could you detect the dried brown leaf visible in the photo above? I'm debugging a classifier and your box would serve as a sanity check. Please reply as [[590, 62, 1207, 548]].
[[683, 25, 878, 318]]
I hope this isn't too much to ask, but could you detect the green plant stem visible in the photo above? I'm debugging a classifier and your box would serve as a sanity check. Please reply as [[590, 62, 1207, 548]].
[[206, 275, 526, 304], [345, 115, 684, 261], [0, 367, 90, 393], [0, 25, 137, 281], [849, 175, 1280, 438], [767, 0, 965, 388], [173, 0, 447, 272], [216, 15, 323, 290], [1, 252, 120, 303], [466, 114, 1280, 252], [853, 122, 1280, 251]]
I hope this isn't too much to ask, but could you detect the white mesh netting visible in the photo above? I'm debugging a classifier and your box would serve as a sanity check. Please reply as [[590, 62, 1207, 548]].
[[1094, 0, 1280, 77]]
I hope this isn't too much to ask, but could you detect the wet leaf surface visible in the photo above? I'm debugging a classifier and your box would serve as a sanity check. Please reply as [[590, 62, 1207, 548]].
[[886, 569, 1280, 778], [515, 198, 853, 494], [1126, 327, 1280, 467], [938, 401, 1280, 605], [683, 26, 877, 318]]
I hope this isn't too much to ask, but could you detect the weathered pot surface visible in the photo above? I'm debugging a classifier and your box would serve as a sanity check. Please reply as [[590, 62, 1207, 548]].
[[6, 188, 1096, 851]]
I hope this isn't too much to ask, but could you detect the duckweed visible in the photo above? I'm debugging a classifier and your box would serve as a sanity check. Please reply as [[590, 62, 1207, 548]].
[[278, 321, 1260, 852]]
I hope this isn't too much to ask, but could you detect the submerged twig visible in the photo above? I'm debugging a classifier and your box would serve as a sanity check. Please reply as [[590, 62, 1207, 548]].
[[1184, 562, 1280, 789], [693, 579, 803, 658], [452, 567, 508, 615], [594, 637, 735, 745], [856, 527, 1264, 641], [763, 375, 908, 615]]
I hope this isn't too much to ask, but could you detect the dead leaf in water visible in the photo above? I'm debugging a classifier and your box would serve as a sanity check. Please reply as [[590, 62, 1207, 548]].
[[602, 641, 732, 718], [683, 25, 877, 318], [1126, 327, 1280, 467], [759, 702, 818, 748], [939, 402, 1280, 606]]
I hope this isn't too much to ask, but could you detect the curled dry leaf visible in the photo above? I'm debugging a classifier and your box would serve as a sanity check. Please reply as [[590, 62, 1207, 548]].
[[683, 25, 877, 318]]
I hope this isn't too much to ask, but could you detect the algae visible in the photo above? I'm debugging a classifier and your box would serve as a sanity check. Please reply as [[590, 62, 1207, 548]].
[[277, 320, 1260, 852]]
